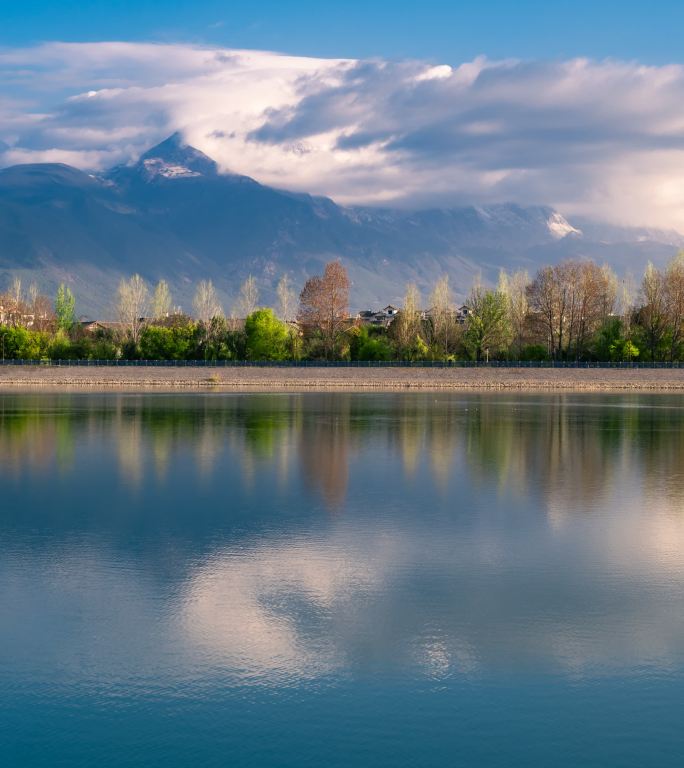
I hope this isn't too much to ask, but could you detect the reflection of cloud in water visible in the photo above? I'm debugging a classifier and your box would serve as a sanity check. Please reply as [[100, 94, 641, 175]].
[[178, 508, 684, 683], [178, 534, 393, 682]]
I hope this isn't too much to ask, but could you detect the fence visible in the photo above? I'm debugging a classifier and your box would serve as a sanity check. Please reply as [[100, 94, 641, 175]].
[[1, 359, 683, 369]]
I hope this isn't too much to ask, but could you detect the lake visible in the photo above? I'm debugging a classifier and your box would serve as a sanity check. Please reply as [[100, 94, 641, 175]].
[[2, 392, 684, 766]]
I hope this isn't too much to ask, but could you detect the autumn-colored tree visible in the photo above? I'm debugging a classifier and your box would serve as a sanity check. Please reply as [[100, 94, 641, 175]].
[[297, 261, 350, 359]]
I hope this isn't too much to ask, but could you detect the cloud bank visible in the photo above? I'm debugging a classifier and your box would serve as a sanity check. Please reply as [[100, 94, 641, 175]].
[[2, 42, 684, 228]]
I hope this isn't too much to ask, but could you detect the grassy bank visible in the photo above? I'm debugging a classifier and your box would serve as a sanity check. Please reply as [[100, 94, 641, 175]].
[[2, 365, 684, 391]]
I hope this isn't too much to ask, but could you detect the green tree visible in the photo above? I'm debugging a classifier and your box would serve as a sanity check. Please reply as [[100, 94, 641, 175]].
[[139, 323, 197, 360], [464, 288, 512, 361], [0, 326, 50, 359], [350, 325, 393, 361], [55, 284, 76, 332], [244, 308, 291, 360]]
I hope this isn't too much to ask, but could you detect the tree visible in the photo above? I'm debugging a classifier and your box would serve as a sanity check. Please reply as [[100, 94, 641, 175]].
[[193, 280, 222, 325], [193, 280, 222, 353], [0, 277, 27, 328], [10, 276, 22, 306], [392, 283, 423, 359], [664, 251, 684, 361], [298, 260, 350, 359], [350, 325, 393, 361], [236, 275, 259, 318], [639, 262, 667, 362], [617, 272, 637, 345], [498, 269, 530, 357], [31, 293, 55, 333], [139, 322, 197, 360], [117, 274, 149, 345], [276, 274, 297, 322], [464, 287, 512, 361], [527, 260, 616, 359], [0, 325, 49, 360], [244, 308, 291, 360], [151, 280, 172, 320], [428, 275, 456, 359], [55, 284, 76, 332]]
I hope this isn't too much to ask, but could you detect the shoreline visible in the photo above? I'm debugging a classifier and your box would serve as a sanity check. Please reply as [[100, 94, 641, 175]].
[[2, 365, 684, 392]]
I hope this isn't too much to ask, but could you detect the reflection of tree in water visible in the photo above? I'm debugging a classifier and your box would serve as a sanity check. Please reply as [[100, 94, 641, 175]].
[[460, 395, 684, 520], [0, 402, 65, 475], [3, 393, 684, 521], [298, 395, 350, 512]]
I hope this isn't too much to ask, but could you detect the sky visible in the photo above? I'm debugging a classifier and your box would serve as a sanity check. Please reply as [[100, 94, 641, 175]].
[[2, 1, 684, 228]]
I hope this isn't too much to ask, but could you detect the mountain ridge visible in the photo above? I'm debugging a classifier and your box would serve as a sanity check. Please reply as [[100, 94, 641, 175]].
[[0, 135, 681, 315]]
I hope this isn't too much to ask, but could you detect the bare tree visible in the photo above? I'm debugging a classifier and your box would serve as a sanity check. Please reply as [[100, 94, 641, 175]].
[[392, 283, 422, 358], [151, 280, 172, 320], [30, 293, 55, 332], [664, 251, 684, 361], [276, 274, 297, 322], [618, 273, 636, 327], [10, 276, 22, 307], [28, 282, 38, 308], [429, 275, 455, 359], [0, 280, 25, 327], [528, 265, 568, 358], [193, 280, 222, 325], [298, 260, 350, 359], [498, 269, 530, 356], [528, 260, 616, 359], [569, 262, 617, 358], [117, 274, 149, 344], [639, 262, 667, 362], [236, 275, 259, 318]]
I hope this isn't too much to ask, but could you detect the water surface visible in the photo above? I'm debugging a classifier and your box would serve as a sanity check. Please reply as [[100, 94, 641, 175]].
[[2, 392, 684, 766]]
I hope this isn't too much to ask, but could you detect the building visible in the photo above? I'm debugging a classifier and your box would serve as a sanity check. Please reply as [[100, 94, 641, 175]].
[[356, 304, 400, 327]]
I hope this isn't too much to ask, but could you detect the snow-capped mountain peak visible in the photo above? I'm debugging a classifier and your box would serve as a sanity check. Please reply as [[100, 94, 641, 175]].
[[547, 211, 582, 239], [107, 132, 220, 184]]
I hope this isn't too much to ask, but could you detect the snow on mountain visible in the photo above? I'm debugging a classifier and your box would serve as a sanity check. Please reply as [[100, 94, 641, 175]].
[[107, 132, 219, 184], [142, 158, 202, 179], [0, 134, 681, 315], [547, 212, 582, 239]]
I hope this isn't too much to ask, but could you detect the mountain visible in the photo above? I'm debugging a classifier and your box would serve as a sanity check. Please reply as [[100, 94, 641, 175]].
[[0, 134, 680, 315]]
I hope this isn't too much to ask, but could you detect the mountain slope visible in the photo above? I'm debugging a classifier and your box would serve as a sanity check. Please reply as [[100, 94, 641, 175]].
[[0, 135, 680, 315]]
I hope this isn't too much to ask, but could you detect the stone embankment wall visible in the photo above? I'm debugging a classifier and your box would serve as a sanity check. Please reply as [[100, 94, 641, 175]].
[[2, 365, 684, 391]]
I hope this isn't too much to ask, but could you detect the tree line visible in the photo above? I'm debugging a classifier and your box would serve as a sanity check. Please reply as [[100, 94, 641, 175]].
[[2, 253, 684, 361]]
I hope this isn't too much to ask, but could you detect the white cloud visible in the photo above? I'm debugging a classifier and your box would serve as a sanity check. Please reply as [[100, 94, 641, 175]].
[[2, 42, 684, 228]]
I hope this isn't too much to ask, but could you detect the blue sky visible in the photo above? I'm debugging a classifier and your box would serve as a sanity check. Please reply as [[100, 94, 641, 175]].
[[3, 0, 684, 65]]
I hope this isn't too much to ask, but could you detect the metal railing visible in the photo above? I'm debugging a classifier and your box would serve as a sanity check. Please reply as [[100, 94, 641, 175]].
[[1, 359, 683, 369]]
